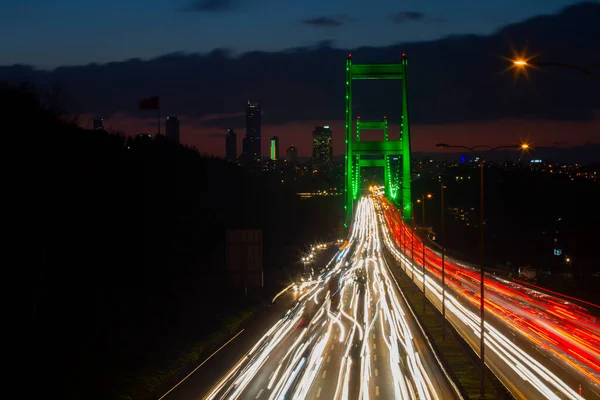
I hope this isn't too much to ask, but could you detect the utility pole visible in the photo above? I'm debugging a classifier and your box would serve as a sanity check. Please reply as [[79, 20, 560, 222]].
[[441, 182, 446, 339], [435, 142, 529, 400], [422, 235, 426, 313], [411, 223, 415, 281], [478, 156, 486, 400]]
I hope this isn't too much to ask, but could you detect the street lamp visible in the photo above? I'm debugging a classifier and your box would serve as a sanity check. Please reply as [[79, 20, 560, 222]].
[[402, 220, 407, 257], [422, 226, 427, 313], [511, 58, 600, 86], [440, 182, 447, 339], [435, 142, 529, 400], [419, 194, 434, 312], [416, 193, 433, 225], [411, 222, 415, 281]]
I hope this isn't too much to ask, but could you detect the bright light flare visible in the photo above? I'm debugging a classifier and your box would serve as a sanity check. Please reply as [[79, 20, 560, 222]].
[[518, 140, 534, 154], [501, 45, 540, 81]]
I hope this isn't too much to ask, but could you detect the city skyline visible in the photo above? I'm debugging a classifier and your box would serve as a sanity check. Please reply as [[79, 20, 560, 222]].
[[2, 3, 598, 161]]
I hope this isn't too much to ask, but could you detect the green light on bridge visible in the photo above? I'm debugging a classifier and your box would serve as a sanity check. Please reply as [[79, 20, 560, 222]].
[[344, 53, 413, 227]]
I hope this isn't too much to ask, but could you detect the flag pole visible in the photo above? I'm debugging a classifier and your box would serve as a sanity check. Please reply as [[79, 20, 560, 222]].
[[157, 107, 160, 135]]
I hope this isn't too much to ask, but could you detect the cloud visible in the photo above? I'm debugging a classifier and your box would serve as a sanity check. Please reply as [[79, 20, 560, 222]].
[[301, 16, 347, 27], [1, 2, 598, 137], [181, 0, 237, 12], [391, 11, 425, 24]]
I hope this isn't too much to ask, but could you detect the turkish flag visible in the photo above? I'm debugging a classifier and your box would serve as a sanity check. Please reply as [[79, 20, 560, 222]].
[[139, 96, 159, 110]]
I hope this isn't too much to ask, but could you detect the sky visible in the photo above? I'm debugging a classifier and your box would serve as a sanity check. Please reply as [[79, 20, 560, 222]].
[[0, 0, 585, 68], [1, 1, 599, 161]]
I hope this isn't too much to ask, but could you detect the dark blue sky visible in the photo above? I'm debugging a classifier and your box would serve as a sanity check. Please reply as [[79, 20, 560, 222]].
[[0, 0, 584, 68]]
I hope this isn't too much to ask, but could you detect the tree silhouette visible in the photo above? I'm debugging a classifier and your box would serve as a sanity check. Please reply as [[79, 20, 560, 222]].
[[7, 82, 342, 400]]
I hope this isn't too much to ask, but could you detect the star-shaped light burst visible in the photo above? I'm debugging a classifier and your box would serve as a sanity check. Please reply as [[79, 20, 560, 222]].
[[501, 45, 540, 81], [519, 138, 533, 154]]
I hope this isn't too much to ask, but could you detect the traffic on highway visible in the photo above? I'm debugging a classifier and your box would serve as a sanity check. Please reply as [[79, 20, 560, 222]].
[[201, 197, 459, 400], [376, 192, 599, 400]]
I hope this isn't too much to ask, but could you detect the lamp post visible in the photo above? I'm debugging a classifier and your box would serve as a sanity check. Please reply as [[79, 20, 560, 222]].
[[511, 58, 600, 86], [411, 222, 415, 281], [402, 221, 407, 258], [422, 232, 427, 312], [440, 182, 447, 339], [435, 142, 529, 400], [417, 193, 433, 225]]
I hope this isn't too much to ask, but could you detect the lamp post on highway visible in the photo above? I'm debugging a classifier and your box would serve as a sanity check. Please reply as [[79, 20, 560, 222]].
[[510, 58, 600, 86], [416, 193, 433, 225], [417, 193, 433, 312], [402, 221, 407, 260], [411, 222, 415, 281], [422, 233, 427, 312], [435, 142, 529, 400], [440, 181, 447, 339]]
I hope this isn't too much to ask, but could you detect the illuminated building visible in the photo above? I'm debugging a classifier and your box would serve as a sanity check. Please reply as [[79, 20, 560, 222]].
[[226, 129, 237, 162], [286, 145, 298, 164], [245, 101, 261, 161], [270, 136, 279, 160], [165, 116, 180, 145], [312, 125, 333, 167]]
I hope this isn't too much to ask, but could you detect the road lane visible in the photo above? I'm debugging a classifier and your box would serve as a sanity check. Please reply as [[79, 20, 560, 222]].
[[191, 197, 459, 400], [375, 193, 599, 400]]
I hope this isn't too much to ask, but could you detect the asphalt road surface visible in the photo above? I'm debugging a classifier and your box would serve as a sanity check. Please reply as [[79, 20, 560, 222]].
[[376, 193, 598, 400], [163, 197, 460, 400]]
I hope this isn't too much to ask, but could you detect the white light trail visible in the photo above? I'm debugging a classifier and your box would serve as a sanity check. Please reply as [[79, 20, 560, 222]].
[[203, 197, 454, 400]]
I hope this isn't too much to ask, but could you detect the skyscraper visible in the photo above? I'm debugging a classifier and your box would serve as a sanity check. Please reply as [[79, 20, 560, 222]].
[[245, 101, 261, 161], [242, 136, 260, 163], [165, 116, 180, 145], [312, 126, 333, 167], [286, 145, 298, 164], [226, 129, 237, 162], [270, 136, 279, 160]]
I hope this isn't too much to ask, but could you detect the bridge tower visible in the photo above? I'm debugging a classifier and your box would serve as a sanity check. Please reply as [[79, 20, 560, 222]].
[[344, 53, 413, 227]]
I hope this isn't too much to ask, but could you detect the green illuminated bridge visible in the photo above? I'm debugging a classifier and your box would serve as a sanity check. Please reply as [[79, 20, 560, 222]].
[[344, 53, 412, 227]]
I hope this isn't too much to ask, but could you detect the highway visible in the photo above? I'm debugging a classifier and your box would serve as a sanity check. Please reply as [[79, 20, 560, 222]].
[[181, 197, 460, 400], [375, 192, 600, 400]]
